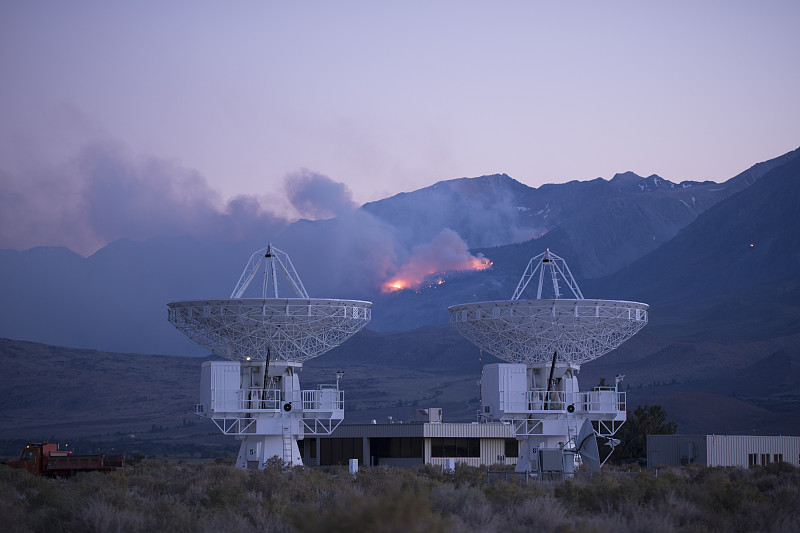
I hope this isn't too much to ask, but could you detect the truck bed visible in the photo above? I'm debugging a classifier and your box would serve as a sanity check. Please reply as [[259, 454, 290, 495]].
[[46, 453, 125, 473]]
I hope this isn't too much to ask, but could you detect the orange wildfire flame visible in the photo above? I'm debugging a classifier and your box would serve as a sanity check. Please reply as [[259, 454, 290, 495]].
[[382, 256, 492, 293]]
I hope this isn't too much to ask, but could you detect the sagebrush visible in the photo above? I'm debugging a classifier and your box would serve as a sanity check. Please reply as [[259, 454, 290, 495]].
[[2, 461, 799, 532]]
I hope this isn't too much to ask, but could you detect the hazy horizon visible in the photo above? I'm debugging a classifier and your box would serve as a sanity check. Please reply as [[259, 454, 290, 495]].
[[2, 2, 799, 255]]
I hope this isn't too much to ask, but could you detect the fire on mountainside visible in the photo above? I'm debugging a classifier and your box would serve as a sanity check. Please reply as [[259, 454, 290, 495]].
[[382, 255, 492, 293]]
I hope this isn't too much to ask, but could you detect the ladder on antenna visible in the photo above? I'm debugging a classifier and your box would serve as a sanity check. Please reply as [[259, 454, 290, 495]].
[[282, 425, 293, 465], [549, 259, 561, 299], [566, 425, 576, 450]]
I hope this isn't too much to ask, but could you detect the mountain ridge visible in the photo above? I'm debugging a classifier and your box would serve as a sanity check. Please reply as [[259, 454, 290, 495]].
[[3, 147, 800, 445], [593, 146, 800, 307], [1, 147, 798, 352]]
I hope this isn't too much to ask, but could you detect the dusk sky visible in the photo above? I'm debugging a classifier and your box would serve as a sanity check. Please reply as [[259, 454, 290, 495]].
[[1, 1, 799, 255]]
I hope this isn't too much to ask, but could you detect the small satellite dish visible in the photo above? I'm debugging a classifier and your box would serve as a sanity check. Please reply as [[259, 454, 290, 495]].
[[574, 419, 600, 471]]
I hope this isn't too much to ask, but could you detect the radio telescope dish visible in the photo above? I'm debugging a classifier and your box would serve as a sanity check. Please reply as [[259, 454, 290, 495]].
[[448, 249, 647, 364], [168, 244, 371, 362]]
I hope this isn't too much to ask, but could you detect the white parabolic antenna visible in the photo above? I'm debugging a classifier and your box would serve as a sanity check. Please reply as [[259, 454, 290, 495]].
[[449, 249, 648, 364], [168, 244, 372, 362], [167, 244, 371, 469]]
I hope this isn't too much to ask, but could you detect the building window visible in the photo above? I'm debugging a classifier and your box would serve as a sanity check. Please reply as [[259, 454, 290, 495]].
[[430, 438, 480, 458], [320, 438, 363, 466], [748, 453, 758, 467], [504, 439, 519, 458], [370, 438, 423, 459], [774, 454, 783, 464], [761, 454, 771, 466]]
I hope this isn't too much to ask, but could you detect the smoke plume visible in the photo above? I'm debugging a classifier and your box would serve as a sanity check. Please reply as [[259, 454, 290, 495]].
[[285, 169, 358, 219], [383, 228, 491, 292], [0, 140, 289, 255]]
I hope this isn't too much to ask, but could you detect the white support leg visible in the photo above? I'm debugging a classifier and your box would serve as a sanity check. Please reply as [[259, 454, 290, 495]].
[[236, 434, 302, 470]]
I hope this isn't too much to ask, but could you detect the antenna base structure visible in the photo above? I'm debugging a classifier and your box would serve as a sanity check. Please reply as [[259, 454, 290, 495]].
[[448, 249, 647, 473], [168, 244, 371, 469]]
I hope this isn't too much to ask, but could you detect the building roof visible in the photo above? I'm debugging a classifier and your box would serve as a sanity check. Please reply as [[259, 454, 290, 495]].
[[328, 422, 515, 439]]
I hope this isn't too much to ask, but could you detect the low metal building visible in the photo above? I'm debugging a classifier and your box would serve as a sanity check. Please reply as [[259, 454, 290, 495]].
[[300, 410, 519, 468], [647, 435, 800, 468]]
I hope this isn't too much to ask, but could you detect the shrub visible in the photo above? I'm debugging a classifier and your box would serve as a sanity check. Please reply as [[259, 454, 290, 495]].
[[1, 461, 798, 533], [429, 485, 496, 531], [291, 488, 450, 533]]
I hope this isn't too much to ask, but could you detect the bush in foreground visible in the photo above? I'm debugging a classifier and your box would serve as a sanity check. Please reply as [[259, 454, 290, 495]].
[[1, 461, 798, 532]]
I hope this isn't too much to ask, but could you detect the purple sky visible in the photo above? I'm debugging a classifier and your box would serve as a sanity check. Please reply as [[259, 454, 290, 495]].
[[1, 2, 799, 255]]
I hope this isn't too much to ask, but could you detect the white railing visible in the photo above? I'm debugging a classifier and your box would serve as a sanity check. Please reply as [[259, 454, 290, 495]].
[[302, 387, 344, 412], [209, 387, 343, 413], [241, 388, 282, 411], [578, 389, 626, 414], [500, 389, 625, 414]]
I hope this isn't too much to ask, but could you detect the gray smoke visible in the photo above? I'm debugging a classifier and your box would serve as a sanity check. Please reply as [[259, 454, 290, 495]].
[[77, 142, 287, 244], [0, 140, 288, 255], [285, 169, 358, 219]]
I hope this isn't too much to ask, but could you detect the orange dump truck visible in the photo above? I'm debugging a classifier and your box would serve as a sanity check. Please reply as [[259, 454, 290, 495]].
[[7, 442, 125, 477]]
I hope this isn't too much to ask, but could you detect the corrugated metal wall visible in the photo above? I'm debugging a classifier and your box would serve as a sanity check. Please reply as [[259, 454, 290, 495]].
[[330, 424, 423, 438], [423, 422, 513, 438], [480, 438, 517, 467], [707, 435, 800, 467], [428, 457, 485, 468], [330, 422, 513, 439], [648, 435, 800, 468]]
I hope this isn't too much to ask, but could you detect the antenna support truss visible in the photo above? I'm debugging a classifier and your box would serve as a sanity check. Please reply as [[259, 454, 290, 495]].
[[168, 244, 371, 362], [449, 249, 648, 364], [231, 244, 309, 299], [512, 248, 583, 300]]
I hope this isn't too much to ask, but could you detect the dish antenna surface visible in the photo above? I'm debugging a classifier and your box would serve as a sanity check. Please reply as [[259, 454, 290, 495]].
[[168, 244, 371, 363], [448, 249, 647, 472], [168, 244, 371, 469], [574, 419, 601, 472], [449, 249, 648, 364]]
